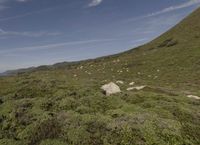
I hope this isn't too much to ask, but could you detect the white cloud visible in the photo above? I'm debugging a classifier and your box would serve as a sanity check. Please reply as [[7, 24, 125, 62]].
[[0, 0, 9, 10], [88, 0, 103, 7], [0, 0, 8, 3], [16, 0, 30, 2], [0, 0, 31, 11], [0, 38, 117, 54], [0, 0, 30, 2], [131, 38, 148, 43], [0, 29, 61, 37], [0, 7, 56, 21], [0, 5, 7, 10], [146, 0, 200, 17], [127, 0, 200, 22]]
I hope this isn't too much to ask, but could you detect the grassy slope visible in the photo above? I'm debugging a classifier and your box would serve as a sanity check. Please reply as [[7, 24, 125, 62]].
[[0, 8, 200, 145]]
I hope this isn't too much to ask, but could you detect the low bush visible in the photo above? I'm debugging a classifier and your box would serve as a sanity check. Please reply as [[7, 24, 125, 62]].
[[25, 117, 62, 145], [158, 38, 178, 48]]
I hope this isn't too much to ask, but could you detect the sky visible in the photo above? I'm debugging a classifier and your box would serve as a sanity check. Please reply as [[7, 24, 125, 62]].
[[0, 0, 200, 72]]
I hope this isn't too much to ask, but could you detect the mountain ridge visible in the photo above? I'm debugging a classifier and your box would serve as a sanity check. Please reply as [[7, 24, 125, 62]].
[[2, 8, 200, 77]]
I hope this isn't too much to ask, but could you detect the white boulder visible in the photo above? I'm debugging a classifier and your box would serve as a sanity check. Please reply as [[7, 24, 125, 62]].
[[126, 86, 146, 91], [101, 82, 121, 96], [134, 86, 146, 90], [187, 95, 200, 100], [116, 80, 124, 84], [129, 82, 135, 85], [126, 87, 134, 91]]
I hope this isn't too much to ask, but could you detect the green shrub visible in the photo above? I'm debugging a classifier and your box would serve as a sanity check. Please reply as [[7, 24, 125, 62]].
[[26, 117, 62, 145], [56, 97, 80, 111], [40, 99, 54, 111], [39, 139, 66, 145]]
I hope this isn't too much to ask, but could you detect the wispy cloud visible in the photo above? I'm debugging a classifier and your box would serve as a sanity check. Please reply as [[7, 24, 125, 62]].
[[0, 38, 117, 54], [0, 0, 30, 3], [0, 5, 60, 21], [88, 0, 103, 7], [0, 29, 61, 37], [131, 38, 149, 44], [127, 0, 200, 22], [0, 0, 8, 3], [0, 0, 31, 11], [0, 0, 9, 10], [0, 5, 7, 10], [147, 0, 200, 17], [16, 0, 30, 2]]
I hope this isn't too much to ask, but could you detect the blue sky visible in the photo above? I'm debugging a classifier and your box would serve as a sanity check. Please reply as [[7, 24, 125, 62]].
[[0, 0, 199, 72]]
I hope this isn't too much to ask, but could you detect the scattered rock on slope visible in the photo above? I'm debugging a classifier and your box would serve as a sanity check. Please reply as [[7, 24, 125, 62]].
[[126, 86, 146, 91], [101, 82, 121, 96], [135, 86, 146, 90], [126, 87, 134, 91], [116, 80, 124, 84], [187, 95, 200, 100], [129, 82, 135, 85]]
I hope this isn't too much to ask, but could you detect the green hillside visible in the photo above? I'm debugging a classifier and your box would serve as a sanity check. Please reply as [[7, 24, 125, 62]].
[[0, 8, 200, 145]]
